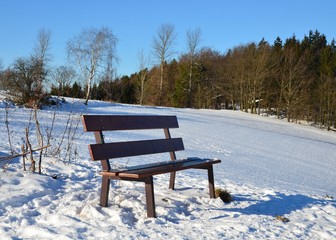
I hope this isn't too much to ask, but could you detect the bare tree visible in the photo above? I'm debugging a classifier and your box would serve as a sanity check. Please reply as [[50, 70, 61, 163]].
[[0, 59, 3, 87], [248, 40, 272, 114], [67, 27, 118, 105], [186, 27, 202, 107], [281, 48, 310, 122], [137, 49, 149, 105], [318, 75, 336, 129], [5, 56, 46, 103], [226, 45, 250, 112], [51, 66, 76, 95], [0, 30, 51, 103], [152, 24, 177, 105], [33, 28, 52, 96], [33, 28, 52, 63]]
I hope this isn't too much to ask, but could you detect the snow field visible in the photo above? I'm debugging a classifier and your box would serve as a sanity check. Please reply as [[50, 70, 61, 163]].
[[0, 98, 335, 239]]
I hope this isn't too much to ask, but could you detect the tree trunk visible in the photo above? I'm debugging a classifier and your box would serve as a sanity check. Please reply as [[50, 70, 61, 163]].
[[84, 78, 92, 105], [159, 63, 164, 105]]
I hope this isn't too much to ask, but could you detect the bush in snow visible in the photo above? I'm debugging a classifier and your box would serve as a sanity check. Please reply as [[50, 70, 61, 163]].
[[215, 188, 232, 203]]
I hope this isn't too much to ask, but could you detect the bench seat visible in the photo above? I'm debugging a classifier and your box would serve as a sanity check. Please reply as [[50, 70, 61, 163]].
[[101, 158, 221, 178]]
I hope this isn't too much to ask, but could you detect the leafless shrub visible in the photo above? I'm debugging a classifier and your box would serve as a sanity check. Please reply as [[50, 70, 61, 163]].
[[5, 102, 15, 155]]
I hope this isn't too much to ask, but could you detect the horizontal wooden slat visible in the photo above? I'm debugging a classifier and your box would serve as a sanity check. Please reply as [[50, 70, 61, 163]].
[[109, 157, 201, 173], [101, 158, 222, 179], [89, 138, 184, 160], [82, 115, 179, 132]]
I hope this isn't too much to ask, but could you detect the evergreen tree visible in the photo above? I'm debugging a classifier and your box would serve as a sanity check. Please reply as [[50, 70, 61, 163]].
[[71, 82, 83, 98]]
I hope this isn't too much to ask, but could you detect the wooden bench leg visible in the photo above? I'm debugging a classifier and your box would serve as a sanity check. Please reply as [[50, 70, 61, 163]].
[[207, 165, 215, 198], [100, 176, 111, 207], [169, 172, 176, 190], [144, 176, 156, 218]]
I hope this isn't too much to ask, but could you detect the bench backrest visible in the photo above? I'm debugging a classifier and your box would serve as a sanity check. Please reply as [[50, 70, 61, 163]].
[[82, 115, 184, 171]]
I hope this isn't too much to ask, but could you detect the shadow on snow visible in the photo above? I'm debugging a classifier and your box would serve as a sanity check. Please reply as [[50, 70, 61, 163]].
[[219, 192, 335, 217]]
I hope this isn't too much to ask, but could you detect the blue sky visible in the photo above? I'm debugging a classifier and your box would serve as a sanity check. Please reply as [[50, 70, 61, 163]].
[[0, 0, 335, 77]]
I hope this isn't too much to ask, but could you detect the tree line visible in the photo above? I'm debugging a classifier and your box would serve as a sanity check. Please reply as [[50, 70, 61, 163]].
[[0, 26, 335, 130], [85, 29, 336, 130]]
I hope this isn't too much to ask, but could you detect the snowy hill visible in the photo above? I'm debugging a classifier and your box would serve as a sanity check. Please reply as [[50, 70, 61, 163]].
[[0, 98, 335, 239]]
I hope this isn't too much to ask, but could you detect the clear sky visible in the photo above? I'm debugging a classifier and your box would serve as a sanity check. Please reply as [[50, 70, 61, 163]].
[[0, 0, 335, 77]]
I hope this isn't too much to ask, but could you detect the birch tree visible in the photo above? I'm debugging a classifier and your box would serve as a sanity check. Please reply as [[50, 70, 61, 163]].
[[67, 27, 118, 105]]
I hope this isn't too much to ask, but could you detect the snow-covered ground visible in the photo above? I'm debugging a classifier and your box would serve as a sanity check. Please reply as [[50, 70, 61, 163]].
[[0, 98, 335, 239]]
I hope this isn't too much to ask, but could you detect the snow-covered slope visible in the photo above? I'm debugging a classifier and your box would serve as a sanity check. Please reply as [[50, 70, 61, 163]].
[[0, 98, 335, 239]]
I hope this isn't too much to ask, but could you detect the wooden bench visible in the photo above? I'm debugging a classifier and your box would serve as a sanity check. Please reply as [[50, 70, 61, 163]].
[[82, 115, 221, 218]]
